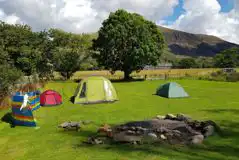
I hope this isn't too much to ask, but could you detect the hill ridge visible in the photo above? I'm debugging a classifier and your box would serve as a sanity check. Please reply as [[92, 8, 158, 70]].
[[158, 26, 239, 57]]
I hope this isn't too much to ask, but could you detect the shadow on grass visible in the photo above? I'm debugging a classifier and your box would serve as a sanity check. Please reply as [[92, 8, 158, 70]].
[[152, 94, 169, 99], [74, 79, 82, 83], [59, 129, 97, 138], [218, 121, 239, 137], [1, 112, 15, 128], [202, 109, 239, 114], [110, 78, 145, 83], [69, 96, 75, 104], [76, 141, 236, 160]]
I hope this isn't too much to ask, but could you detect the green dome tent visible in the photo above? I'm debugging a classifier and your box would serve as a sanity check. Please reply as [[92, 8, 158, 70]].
[[73, 76, 118, 104], [156, 82, 189, 98]]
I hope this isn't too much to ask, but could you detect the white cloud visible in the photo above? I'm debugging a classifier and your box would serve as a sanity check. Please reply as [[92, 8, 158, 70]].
[[0, 8, 20, 24], [166, 0, 239, 44], [0, 0, 178, 33], [0, 0, 238, 44]]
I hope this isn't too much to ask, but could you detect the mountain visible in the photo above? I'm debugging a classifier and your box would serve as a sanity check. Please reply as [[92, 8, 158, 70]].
[[158, 26, 239, 57]]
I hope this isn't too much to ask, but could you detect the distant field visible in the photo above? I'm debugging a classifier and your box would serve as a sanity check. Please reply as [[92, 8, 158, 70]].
[[54, 68, 220, 80]]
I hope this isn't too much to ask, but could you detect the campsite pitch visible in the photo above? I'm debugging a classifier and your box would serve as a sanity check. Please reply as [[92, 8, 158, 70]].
[[0, 80, 239, 160]]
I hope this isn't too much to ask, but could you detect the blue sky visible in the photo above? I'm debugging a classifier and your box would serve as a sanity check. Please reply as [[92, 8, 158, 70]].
[[164, 0, 235, 25]]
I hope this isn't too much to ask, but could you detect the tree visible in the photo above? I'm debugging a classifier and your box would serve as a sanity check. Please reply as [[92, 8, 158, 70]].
[[49, 29, 95, 78], [0, 64, 22, 98], [32, 31, 54, 80], [53, 47, 89, 79], [214, 47, 239, 68], [0, 21, 44, 76], [177, 58, 198, 69], [93, 9, 165, 80], [196, 56, 214, 68]]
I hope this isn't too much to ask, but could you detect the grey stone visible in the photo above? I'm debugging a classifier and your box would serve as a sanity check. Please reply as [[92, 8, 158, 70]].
[[191, 135, 204, 144], [58, 121, 81, 131], [203, 125, 215, 137]]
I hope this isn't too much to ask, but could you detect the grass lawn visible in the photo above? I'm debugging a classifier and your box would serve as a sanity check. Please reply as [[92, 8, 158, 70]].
[[0, 80, 239, 160]]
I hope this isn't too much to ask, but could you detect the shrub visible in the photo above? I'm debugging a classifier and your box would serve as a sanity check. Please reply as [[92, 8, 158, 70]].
[[226, 72, 239, 82]]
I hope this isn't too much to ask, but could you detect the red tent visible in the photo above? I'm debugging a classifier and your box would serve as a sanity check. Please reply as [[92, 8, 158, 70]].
[[40, 90, 62, 106]]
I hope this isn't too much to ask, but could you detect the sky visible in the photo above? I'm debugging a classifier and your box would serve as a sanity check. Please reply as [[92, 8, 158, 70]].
[[0, 0, 238, 44]]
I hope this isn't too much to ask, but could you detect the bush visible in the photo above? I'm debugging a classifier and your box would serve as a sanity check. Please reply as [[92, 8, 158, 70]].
[[226, 72, 239, 82], [209, 70, 226, 81], [203, 70, 239, 82]]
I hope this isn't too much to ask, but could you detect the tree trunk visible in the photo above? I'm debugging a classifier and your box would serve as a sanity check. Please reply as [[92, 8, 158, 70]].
[[124, 69, 131, 81], [66, 72, 70, 80]]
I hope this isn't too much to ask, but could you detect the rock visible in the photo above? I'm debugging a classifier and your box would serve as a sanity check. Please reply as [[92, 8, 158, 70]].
[[113, 131, 143, 143], [70, 122, 80, 127], [58, 121, 81, 131], [142, 132, 158, 144], [191, 135, 204, 144], [86, 137, 103, 145], [97, 124, 111, 133], [126, 130, 135, 135], [176, 114, 191, 122], [160, 134, 167, 140], [131, 141, 138, 145], [94, 138, 103, 144], [59, 122, 69, 128], [165, 114, 177, 120], [203, 125, 215, 137], [147, 133, 158, 139], [135, 130, 142, 135], [131, 127, 136, 131], [156, 115, 165, 120], [136, 126, 144, 131]]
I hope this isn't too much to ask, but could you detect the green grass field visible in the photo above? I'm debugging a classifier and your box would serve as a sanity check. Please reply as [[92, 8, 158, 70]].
[[0, 80, 239, 160]]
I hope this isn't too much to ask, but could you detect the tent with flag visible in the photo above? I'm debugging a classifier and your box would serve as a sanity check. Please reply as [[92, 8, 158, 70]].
[[156, 82, 189, 98], [73, 76, 118, 104]]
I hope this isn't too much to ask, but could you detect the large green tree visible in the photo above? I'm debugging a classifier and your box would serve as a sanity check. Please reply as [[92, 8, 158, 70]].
[[93, 9, 165, 80], [214, 47, 239, 68]]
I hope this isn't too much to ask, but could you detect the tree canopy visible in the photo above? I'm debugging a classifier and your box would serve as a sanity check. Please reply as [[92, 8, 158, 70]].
[[213, 47, 239, 68], [177, 58, 198, 69], [93, 9, 165, 79], [0, 21, 95, 100]]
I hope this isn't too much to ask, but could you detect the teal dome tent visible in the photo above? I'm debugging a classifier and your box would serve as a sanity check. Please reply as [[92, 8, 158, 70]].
[[156, 82, 189, 98]]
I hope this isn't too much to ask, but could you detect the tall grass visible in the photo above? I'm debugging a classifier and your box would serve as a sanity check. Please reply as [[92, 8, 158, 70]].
[[54, 68, 220, 80]]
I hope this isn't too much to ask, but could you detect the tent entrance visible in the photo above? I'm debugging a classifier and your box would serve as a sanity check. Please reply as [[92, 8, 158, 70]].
[[87, 80, 105, 102]]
